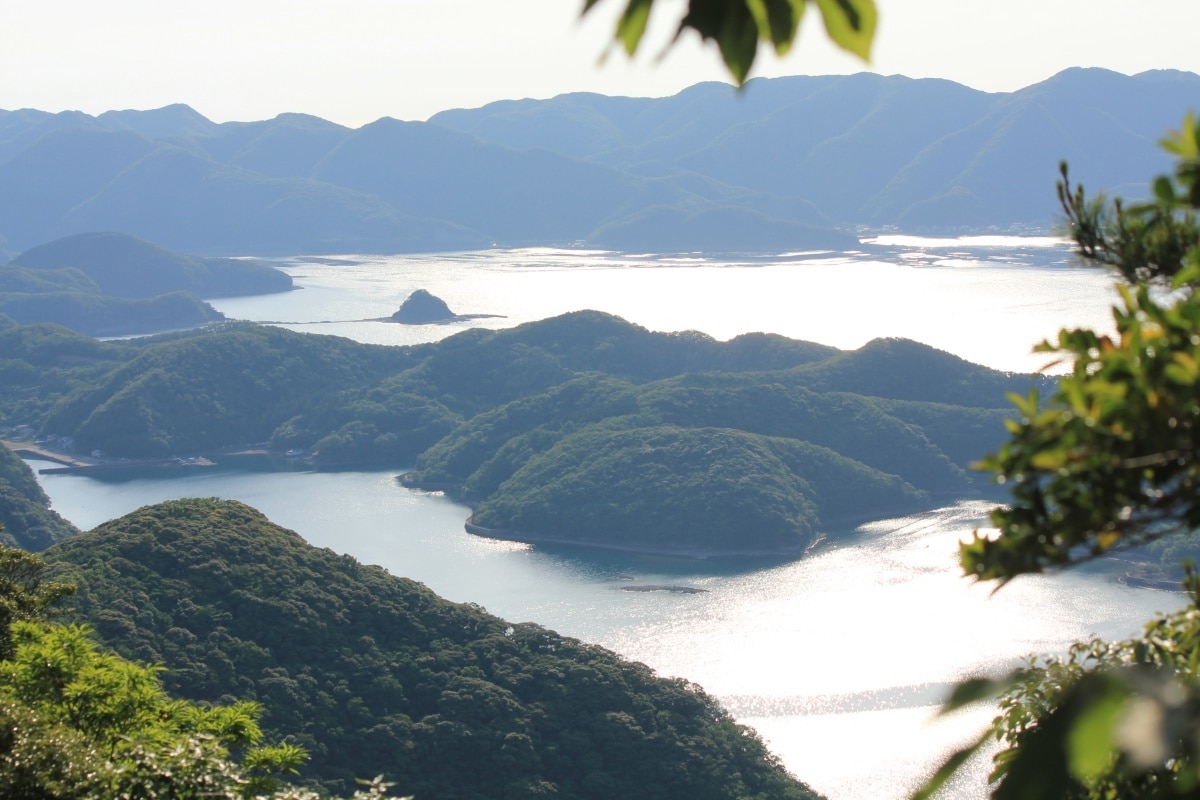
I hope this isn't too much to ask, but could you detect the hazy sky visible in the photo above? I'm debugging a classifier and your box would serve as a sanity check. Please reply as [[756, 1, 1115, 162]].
[[4, 0, 1198, 127]]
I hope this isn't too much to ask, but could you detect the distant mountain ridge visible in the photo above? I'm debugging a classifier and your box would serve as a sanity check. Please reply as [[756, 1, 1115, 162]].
[[432, 68, 1196, 230], [0, 68, 1194, 256]]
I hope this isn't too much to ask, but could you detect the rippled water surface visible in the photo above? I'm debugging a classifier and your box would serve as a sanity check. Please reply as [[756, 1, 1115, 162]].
[[212, 236, 1118, 373]]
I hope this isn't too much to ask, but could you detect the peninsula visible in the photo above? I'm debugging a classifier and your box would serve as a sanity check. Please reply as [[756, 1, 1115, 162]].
[[0, 309, 1037, 556]]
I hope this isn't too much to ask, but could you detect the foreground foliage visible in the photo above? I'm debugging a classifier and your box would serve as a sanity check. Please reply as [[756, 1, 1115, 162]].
[[582, 0, 876, 83], [0, 541, 394, 800], [917, 116, 1200, 798], [0, 621, 310, 799]]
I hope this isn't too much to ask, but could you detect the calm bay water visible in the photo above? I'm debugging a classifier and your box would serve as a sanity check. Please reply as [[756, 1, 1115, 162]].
[[31, 238, 1183, 799], [213, 235, 1116, 373]]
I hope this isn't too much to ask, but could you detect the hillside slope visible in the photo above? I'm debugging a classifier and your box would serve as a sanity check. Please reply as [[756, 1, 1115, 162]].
[[0, 441, 78, 551], [46, 498, 822, 800]]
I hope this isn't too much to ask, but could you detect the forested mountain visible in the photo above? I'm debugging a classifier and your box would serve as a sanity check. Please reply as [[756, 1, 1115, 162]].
[[432, 68, 1197, 231], [0, 68, 1194, 255], [0, 312, 1031, 553], [44, 497, 822, 799], [0, 290, 222, 337], [0, 441, 78, 551]]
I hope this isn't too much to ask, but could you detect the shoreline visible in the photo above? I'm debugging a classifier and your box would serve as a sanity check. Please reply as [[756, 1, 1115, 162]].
[[404, 473, 969, 560], [6, 438, 229, 476], [3, 439, 94, 469], [35, 457, 216, 475], [463, 519, 811, 560]]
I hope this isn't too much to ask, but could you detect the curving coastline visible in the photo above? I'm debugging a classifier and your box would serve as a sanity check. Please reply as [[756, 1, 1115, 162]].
[[462, 518, 812, 560], [405, 471, 816, 558]]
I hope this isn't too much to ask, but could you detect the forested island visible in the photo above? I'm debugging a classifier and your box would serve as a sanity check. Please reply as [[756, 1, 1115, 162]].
[[0, 232, 291, 336], [385, 288, 502, 324], [0, 310, 1037, 555]]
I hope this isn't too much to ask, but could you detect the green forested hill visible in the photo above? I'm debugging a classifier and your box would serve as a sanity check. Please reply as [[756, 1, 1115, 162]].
[[0, 264, 100, 294], [42, 323, 419, 457], [786, 336, 1026, 407], [0, 442, 78, 550], [0, 323, 130, 423], [0, 289, 223, 337], [468, 423, 925, 553], [0, 311, 1040, 552], [45, 498, 822, 800], [11, 232, 292, 299], [0, 258, 225, 337], [0, 232, 294, 336]]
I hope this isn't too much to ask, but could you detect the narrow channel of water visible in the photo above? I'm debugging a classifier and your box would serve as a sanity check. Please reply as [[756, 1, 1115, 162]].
[[28, 460, 1184, 800]]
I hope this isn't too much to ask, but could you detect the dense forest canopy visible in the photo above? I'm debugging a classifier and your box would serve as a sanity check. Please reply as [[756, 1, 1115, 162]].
[[41, 497, 823, 799], [0, 442, 77, 551], [0, 232, 292, 336], [0, 310, 1034, 553]]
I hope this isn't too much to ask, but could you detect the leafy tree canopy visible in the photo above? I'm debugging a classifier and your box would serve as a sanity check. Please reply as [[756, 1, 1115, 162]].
[[917, 115, 1200, 798], [0, 542, 375, 800], [583, 0, 877, 83], [962, 118, 1200, 582]]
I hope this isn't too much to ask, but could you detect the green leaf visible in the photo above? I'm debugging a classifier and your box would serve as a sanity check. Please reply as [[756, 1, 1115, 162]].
[[679, 0, 761, 84], [1153, 175, 1177, 205], [747, 0, 805, 54], [716, 15, 762, 82], [616, 0, 654, 54], [1066, 682, 1125, 782], [910, 729, 993, 800], [812, 0, 876, 60], [1162, 114, 1200, 159], [585, 0, 875, 82], [1029, 448, 1068, 471], [937, 676, 1008, 715]]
